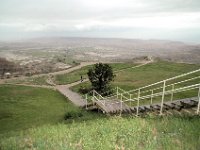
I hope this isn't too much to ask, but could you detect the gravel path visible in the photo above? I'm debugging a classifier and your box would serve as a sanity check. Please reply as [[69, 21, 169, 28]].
[[54, 62, 153, 107], [1, 61, 152, 107], [0, 62, 96, 84], [56, 83, 86, 107]]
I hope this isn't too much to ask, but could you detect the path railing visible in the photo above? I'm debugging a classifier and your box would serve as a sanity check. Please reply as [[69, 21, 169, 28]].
[[116, 68, 200, 115], [85, 69, 200, 115], [84, 90, 107, 109]]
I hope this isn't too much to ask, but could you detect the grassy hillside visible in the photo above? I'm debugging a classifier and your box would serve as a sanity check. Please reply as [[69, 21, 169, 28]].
[[1, 116, 200, 149], [5, 76, 49, 86], [71, 61, 200, 92], [113, 61, 200, 90], [71, 61, 200, 106], [54, 63, 137, 85], [0, 85, 99, 137], [55, 65, 92, 85], [0, 61, 200, 149]]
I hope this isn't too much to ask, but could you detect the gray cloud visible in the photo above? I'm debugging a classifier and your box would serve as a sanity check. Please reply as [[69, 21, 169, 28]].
[[0, 0, 200, 43]]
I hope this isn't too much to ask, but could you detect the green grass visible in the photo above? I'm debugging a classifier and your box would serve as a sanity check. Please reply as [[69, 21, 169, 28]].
[[1, 61, 200, 149], [55, 63, 137, 85], [0, 85, 100, 137], [55, 65, 93, 85], [113, 61, 200, 90], [71, 61, 200, 105], [71, 61, 200, 92], [6, 63, 138, 86], [1, 116, 200, 149], [5, 76, 49, 86]]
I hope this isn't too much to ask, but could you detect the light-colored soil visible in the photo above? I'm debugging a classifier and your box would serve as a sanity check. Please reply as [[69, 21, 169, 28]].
[[0, 62, 96, 84], [3, 83, 54, 89], [0, 61, 152, 107], [56, 84, 86, 107]]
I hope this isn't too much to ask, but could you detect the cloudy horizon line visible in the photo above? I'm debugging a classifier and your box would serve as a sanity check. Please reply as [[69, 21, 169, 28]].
[[1, 0, 200, 43]]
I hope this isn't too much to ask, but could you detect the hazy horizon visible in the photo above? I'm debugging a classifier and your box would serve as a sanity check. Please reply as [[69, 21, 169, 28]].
[[1, 0, 200, 43]]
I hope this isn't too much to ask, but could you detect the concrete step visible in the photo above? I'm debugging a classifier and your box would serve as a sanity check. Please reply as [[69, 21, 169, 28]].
[[89, 97, 199, 115], [171, 102, 182, 110], [87, 105, 98, 110], [180, 100, 197, 108]]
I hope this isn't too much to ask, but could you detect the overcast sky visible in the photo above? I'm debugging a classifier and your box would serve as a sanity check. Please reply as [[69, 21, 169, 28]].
[[0, 0, 200, 43]]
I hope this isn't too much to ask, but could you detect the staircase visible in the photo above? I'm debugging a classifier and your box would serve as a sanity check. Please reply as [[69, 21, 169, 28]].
[[84, 68, 200, 116]]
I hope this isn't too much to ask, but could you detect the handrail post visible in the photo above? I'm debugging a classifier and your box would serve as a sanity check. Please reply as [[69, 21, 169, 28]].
[[197, 86, 200, 114], [93, 89, 95, 97], [170, 84, 174, 102], [160, 80, 166, 115], [150, 90, 153, 104], [92, 90, 95, 106], [136, 89, 140, 116], [117, 87, 119, 99], [85, 94, 88, 109], [120, 94, 123, 116]]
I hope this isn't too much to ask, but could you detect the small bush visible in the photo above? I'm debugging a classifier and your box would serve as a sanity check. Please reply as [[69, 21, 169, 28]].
[[64, 111, 83, 120], [78, 86, 91, 94]]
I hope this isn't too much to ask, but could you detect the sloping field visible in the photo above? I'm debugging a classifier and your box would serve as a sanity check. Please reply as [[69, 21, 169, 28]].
[[0, 61, 200, 150], [1, 116, 200, 149], [71, 61, 200, 93], [0, 85, 98, 137]]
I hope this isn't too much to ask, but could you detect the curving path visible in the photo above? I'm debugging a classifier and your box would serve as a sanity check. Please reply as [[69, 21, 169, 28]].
[[56, 84, 86, 107], [1, 61, 153, 107], [0, 62, 96, 84], [55, 61, 153, 107]]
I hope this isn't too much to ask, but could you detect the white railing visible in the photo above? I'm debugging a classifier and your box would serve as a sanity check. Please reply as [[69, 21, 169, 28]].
[[85, 90, 107, 109], [116, 68, 200, 115], [86, 68, 200, 115]]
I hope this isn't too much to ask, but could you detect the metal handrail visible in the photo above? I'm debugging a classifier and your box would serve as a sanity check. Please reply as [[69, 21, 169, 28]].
[[129, 75, 200, 95], [88, 68, 200, 115], [124, 69, 200, 94], [93, 95, 106, 106], [138, 83, 200, 101]]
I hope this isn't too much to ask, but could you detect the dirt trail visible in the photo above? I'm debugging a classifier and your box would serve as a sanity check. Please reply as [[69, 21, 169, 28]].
[[0, 62, 96, 84], [56, 85, 86, 107], [115, 60, 152, 73], [3, 83, 55, 89], [1, 61, 153, 107], [55, 61, 153, 107]]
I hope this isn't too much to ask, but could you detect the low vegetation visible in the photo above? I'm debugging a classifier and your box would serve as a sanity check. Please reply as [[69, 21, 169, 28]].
[[55, 65, 93, 85], [1, 115, 200, 149], [87, 63, 115, 94], [5, 76, 49, 85], [0, 85, 100, 138], [71, 61, 200, 92], [54, 63, 137, 85], [0, 61, 200, 149]]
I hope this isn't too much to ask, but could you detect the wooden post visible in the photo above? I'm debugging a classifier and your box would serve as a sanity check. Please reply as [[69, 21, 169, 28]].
[[160, 81, 166, 115], [136, 89, 140, 116]]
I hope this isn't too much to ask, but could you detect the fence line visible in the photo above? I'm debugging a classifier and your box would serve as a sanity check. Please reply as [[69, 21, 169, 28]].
[[86, 68, 200, 115]]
